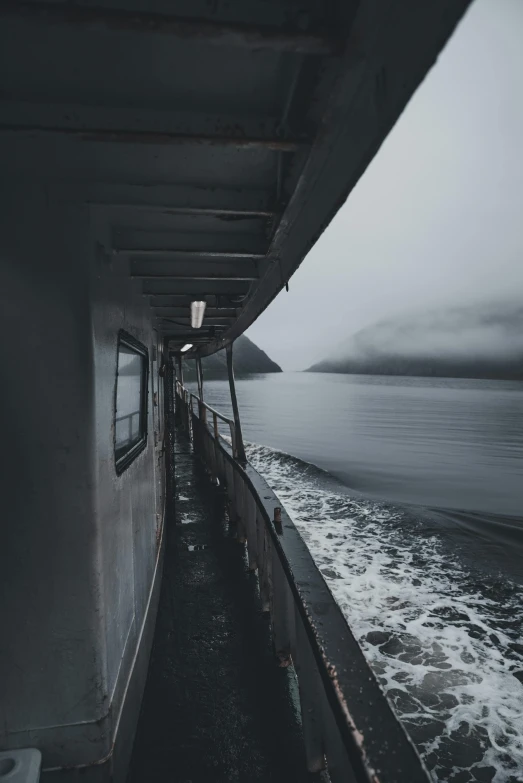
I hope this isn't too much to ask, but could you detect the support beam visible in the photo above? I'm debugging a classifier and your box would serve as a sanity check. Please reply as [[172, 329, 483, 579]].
[[152, 307, 237, 319], [171, 341, 218, 350], [0, 125, 302, 152], [97, 204, 273, 218], [0, 102, 283, 141], [158, 324, 227, 335], [131, 259, 259, 281], [121, 249, 265, 259], [175, 355, 184, 386], [112, 228, 268, 257], [157, 317, 234, 325], [134, 273, 257, 281], [149, 296, 241, 310], [0, 2, 337, 54], [54, 183, 274, 218], [170, 337, 219, 344], [196, 358, 204, 402], [226, 343, 246, 463], [142, 280, 250, 295], [164, 351, 176, 514]]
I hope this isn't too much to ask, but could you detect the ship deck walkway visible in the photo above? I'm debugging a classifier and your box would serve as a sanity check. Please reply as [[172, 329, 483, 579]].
[[127, 429, 310, 783]]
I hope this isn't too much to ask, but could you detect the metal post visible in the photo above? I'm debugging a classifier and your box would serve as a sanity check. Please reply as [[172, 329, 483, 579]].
[[226, 342, 246, 462], [175, 354, 183, 386], [164, 348, 176, 520], [196, 356, 204, 401], [196, 356, 206, 424]]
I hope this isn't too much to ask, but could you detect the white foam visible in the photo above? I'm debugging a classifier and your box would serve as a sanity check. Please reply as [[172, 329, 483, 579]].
[[247, 443, 523, 783]]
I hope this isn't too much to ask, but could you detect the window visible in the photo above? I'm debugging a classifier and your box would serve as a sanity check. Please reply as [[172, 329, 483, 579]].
[[115, 331, 148, 473]]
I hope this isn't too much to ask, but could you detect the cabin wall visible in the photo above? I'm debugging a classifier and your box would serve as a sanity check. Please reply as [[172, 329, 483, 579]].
[[0, 184, 164, 779], [89, 213, 163, 766], [0, 184, 104, 756]]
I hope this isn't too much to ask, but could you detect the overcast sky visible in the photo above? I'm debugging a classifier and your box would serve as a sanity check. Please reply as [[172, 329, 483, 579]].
[[246, 0, 523, 371]]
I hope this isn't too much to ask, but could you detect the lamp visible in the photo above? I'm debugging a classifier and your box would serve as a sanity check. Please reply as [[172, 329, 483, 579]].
[[190, 300, 206, 329]]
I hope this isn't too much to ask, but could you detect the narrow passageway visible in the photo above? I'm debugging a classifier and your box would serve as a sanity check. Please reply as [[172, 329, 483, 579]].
[[128, 429, 308, 782]]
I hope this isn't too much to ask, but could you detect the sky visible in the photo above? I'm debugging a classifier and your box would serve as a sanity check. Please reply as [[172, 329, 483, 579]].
[[246, 0, 523, 371]]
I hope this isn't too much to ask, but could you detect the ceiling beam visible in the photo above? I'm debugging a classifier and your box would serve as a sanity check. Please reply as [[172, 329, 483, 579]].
[[156, 323, 224, 330], [0, 2, 337, 54], [119, 249, 265, 259], [161, 332, 225, 341], [195, 0, 472, 358], [53, 184, 274, 218], [147, 295, 237, 309], [95, 204, 273, 218], [0, 102, 304, 151], [157, 325, 228, 333], [152, 307, 237, 318], [0, 125, 302, 152], [133, 273, 257, 281], [131, 259, 258, 279], [112, 228, 268, 256], [156, 317, 234, 325], [142, 280, 250, 295]]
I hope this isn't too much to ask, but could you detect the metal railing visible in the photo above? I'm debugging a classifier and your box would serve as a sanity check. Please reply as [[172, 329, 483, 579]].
[[175, 380, 241, 459], [174, 382, 430, 783], [189, 392, 240, 458]]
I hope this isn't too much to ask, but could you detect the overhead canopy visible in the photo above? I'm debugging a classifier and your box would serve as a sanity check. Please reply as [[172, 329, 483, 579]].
[[0, 0, 470, 356]]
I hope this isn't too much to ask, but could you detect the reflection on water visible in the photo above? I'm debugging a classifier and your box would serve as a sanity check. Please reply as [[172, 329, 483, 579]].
[[193, 372, 523, 782], [197, 373, 523, 517]]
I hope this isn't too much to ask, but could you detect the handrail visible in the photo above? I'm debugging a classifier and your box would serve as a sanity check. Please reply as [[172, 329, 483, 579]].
[[177, 383, 233, 427], [173, 379, 430, 782], [186, 388, 238, 458]]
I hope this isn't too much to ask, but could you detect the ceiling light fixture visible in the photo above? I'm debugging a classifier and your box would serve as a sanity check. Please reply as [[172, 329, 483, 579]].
[[181, 343, 193, 353], [190, 300, 206, 329]]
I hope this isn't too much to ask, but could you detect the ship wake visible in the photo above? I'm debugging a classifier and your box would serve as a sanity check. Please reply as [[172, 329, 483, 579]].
[[247, 443, 523, 783]]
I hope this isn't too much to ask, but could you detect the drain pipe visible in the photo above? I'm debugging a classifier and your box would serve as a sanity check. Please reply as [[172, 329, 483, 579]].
[[226, 342, 246, 463]]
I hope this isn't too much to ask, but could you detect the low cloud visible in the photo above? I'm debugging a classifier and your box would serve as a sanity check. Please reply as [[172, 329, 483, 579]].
[[334, 300, 523, 363]]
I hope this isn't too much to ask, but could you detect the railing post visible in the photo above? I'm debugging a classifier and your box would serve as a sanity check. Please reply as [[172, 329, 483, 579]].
[[174, 355, 185, 428], [175, 354, 183, 386], [196, 356, 203, 400], [226, 342, 246, 462], [185, 390, 191, 433], [164, 348, 176, 521], [196, 356, 206, 423]]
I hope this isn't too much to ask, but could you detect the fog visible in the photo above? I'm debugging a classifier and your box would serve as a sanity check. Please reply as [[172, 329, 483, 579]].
[[246, 0, 523, 371], [333, 301, 523, 362]]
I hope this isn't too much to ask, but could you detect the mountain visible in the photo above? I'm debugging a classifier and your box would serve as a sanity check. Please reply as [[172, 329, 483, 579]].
[[182, 334, 282, 379], [307, 301, 523, 380]]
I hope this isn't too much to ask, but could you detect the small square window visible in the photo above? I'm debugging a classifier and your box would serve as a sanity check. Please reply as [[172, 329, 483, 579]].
[[115, 331, 148, 474]]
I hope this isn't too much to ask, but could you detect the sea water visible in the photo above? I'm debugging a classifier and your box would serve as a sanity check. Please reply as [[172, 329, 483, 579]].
[[193, 373, 523, 781]]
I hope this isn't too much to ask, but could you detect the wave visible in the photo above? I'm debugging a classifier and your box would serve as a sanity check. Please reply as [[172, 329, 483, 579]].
[[246, 443, 523, 783]]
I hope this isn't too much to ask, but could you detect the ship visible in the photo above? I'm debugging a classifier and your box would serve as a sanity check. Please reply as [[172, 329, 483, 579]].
[[0, 1, 471, 780]]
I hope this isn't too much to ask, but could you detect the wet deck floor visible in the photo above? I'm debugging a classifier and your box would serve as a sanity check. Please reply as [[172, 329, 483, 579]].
[[128, 430, 310, 782]]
